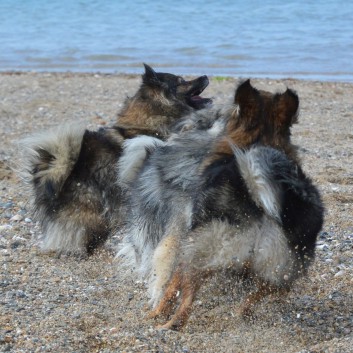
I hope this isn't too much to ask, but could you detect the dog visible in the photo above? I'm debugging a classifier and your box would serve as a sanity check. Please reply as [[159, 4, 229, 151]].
[[117, 79, 324, 329], [19, 64, 211, 256]]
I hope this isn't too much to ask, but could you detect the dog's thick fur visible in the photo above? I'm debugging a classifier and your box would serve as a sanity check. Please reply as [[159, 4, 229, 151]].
[[118, 80, 324, 329], [20, 64, 211, 255]]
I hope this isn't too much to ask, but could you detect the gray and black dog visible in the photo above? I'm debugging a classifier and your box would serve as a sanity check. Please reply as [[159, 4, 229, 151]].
[[117, 80, 324, 330]]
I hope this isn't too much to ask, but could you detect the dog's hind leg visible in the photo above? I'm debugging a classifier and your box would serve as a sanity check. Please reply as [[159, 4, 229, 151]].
[[85, 222, 110, 255], [149, 234, 179, 307], [147, 269, 182, 320], [156, 269, 208, 331], [239, 281, 284, 319]]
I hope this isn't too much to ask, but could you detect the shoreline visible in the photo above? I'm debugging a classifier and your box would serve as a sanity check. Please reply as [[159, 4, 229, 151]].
[[1, 72, 352, 352], [1, 70, 353, 84]]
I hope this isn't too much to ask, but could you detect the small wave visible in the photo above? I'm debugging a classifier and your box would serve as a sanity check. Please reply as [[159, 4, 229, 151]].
[[84, 54, 135, 62]]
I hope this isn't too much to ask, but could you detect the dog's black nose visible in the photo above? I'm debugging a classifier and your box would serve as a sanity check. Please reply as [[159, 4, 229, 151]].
[[202, 75, 209, 85]]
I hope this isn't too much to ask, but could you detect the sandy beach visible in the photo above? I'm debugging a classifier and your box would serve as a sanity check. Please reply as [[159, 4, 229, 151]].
[[0, 72, 352, 353]]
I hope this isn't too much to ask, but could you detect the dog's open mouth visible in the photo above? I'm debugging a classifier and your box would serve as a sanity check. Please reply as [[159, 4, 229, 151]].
[[186, 76, 212, 109]]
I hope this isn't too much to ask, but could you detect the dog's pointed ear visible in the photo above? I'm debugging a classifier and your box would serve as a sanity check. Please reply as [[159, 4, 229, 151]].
[[143, 63, 159, 85], [273, 88, 299, 127], [234, 79, 262, 129]]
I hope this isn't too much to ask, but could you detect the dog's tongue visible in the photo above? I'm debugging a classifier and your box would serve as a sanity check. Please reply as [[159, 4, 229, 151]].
[[191, 95, 202, 101]]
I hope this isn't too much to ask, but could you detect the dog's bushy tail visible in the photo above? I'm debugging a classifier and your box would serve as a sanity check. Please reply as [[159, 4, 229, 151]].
[[232, 144, 324, 265], [118, 135, 165, 188], [18, 123, 88, 254], [19, 123, 86, 199], [232, 145, 282, 221]]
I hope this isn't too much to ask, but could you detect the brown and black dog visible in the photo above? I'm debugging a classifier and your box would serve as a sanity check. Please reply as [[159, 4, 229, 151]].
[[20, 64, 211, 256]]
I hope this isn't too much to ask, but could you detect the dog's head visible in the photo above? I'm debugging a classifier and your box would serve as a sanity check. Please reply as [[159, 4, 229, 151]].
[[141, 63, 212, 111], [117, 64, 212, 139], [260, 87, 299, 136], [215, 79, 299, 160]]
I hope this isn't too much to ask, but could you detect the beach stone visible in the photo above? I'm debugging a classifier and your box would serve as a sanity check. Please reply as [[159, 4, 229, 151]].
[[334, 270, 346, 277], [0, 202, 13, 209], [16, 290, 27, 298], [0, 224, 12, 231], [10, 214, 23, 222], [3, 211, 12, 219], [10, 241, 22, 249]]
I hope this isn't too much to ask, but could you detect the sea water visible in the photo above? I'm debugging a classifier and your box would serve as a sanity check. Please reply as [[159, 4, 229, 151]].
[[1, 0, 352, 81]]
